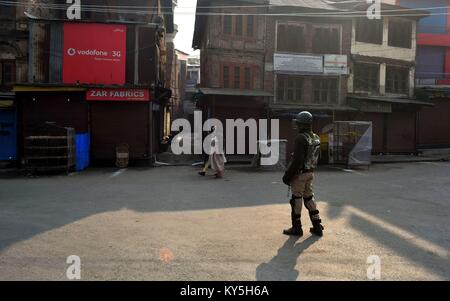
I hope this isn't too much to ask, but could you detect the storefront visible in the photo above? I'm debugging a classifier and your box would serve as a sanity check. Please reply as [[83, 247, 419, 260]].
[[86, 87, 153, 163], [273, 106, 356, 161], [195, 88, 272, 160], [14, 85, 169, 167], [348, 96, 434, 154]]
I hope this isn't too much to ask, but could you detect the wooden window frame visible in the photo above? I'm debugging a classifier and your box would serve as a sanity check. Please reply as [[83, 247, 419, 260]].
[[246, 15, 254, 37], [0, 6, 15, 19], [354, 62, 380, 93], [386, 66, 409, 94], [234, 66, 241, 88], [221, 63, 255, 90], [388, 19, 413, 49], [222, 14, 257, 41], [276, 74, 304, 104], [222, 65, 230, 88], [223, 15, 232, 35], [355, 19, 383, 45], [244, 67, 251, 89], [312, 77, 339, 105], [235, 15, 243, 36], [311, 24, 342, 55], [0, 60, 16, 89], [276, 22, 307, 53]]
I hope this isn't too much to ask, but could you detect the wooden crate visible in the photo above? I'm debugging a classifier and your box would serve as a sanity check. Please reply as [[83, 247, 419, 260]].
[[24, 123, 76, 174]]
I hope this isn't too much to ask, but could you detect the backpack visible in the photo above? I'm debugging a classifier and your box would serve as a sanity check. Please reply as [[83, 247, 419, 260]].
[[302, 132, 321, 170]]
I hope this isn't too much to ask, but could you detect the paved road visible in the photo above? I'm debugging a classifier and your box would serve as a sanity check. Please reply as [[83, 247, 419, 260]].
[[0, 162, 449, 280]]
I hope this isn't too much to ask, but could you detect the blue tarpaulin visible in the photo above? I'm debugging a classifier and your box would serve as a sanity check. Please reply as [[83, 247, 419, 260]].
[[0, 109, 17, 161], [75, 133, 90, 171]]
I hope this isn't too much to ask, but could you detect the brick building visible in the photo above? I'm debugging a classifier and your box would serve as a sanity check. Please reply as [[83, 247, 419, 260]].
[[193, 0, 431, 157], [193, 0, 355, 157], [193, 0, 272, 158], [264, 1, 355, 154], [0, 5, 29, 163], [10, 0, 176, 166]]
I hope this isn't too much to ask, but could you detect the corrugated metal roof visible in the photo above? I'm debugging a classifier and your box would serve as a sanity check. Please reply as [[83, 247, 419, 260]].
[[349, 96, 434, 107], [0, 100, 14, 108], [269, 0, 338, 11], [0, 92, 15, 100], [273, 105, 357, 116], [199, 88, 273, 97]]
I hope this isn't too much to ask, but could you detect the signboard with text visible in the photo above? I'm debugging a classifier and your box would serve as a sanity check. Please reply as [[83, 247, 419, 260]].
[[324, 55, 349, 75], [86, 89, 150, 102], [274, 53, 323, 74], [63, 23, 126, 85]]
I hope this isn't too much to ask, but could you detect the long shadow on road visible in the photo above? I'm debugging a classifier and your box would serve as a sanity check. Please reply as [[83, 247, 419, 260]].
[[349, 214, 449, 279], [256, 236, 320, 281], [1, 163, 449, 279], [0, 166, 289, 253]]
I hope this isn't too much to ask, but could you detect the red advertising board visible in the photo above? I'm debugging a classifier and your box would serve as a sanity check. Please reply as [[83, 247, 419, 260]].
[[86, 88, 150, 102], [63, 23, 126, 85]]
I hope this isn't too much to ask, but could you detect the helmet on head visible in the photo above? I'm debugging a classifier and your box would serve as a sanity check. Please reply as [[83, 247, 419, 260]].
[[294, 111, 313, 125]]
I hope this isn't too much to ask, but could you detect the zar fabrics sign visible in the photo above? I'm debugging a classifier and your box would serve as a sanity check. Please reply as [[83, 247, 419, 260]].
[[63, 23, 126, 85], [86, 89, 150, 102]]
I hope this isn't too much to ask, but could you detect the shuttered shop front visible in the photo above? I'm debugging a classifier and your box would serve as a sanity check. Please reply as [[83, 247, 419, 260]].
[[88, 88, 151, 162]]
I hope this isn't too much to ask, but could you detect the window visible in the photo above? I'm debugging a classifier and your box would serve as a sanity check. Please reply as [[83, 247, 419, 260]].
[[313, 78, 339, 104], [187, 70, 199, 84], [277, 75, 303, 103], [235, 16, 243, 36], [223, 66, 230, 88], [312, 26, 340, 54], [388, 20, 412, 49], [223, 15, 254, 38], [277, 24, 306, 53], [0, 6, 15, 19], [234, 66, 241, 88], [244, 67, 251, 89], [386, 66, 409, 94], [246, 15, 254, 37], [0, 60, 16, 89], [223, 15, 232, 35], [356, 19, 383, 45], [223, 64, 255, 89], [354, 63, 380, 93]]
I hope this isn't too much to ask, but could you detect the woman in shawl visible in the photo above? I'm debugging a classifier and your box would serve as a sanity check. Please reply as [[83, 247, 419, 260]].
[[198, 127, 226, 178]]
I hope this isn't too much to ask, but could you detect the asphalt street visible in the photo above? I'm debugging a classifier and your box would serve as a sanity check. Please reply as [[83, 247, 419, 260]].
[[0, 162, 449, 280]]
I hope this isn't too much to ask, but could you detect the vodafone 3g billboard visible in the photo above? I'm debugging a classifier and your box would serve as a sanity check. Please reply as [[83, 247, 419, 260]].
[[63, 23, 126, 85]]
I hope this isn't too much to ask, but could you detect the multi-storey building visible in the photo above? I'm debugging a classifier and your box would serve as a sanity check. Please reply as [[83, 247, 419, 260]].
[[193, 0, 272, 157], [265, 0, 354, 154], [10, 0, 176, 166], [333, 0, 431, 154], [0, 4, 29, 164], [183, 54, 201, 122], [193, 0, 355, 157], [395, 0, 450, 149], [186, 54, 201, 91], [172, 49, 188, 120], [193, 0, 430, 157]]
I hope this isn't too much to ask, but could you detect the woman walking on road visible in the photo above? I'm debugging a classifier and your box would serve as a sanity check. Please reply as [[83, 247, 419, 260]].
[[198, 127, 226, 178]]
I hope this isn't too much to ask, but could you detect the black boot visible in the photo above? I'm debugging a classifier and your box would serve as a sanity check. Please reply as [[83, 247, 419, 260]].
[[283, 213, 303, 236], [309, 219, 324, 237]]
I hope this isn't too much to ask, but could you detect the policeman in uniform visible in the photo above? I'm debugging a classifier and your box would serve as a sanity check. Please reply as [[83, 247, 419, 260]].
[[282, 111, 324, 237]]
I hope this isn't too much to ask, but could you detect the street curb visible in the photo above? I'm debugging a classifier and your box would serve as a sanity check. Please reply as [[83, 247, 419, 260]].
[[371, 157, 450, 164]]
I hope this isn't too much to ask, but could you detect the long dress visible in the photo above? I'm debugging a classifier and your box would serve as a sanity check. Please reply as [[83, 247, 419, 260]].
[[202, 135, 227, 177], [211, 152, 226, 175]]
